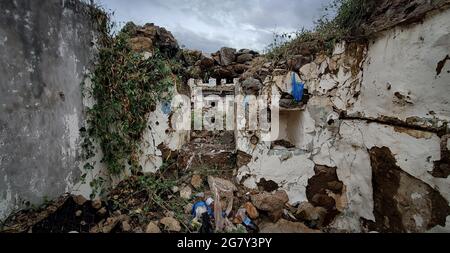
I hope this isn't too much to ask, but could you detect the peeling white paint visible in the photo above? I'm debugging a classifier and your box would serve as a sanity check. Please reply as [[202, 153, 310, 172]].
[[348, 8, 450, 128]]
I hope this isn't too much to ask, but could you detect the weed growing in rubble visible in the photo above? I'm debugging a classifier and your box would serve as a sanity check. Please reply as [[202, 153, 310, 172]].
[[265, 0, 375, 60], [136, 174, 190, 230]]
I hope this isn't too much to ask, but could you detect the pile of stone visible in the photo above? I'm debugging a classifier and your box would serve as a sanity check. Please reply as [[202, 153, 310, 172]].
[[182, 47, 260, 82], [123, 22, 180, 57]]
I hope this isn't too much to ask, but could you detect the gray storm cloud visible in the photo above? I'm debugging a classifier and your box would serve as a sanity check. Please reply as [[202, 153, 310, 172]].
[[97, 0, 331, 53]]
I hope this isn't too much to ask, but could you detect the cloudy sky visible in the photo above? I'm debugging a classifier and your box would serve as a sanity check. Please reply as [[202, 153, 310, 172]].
[[97, 0, 332, 53]]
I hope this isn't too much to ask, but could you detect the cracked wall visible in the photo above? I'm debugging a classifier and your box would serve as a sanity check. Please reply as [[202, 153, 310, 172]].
[[237, 7, 450, 232], [0, 0, 98, 219]]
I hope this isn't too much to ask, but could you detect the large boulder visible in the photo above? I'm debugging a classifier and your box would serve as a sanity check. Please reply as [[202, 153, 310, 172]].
[[219, 47, 237, 66]]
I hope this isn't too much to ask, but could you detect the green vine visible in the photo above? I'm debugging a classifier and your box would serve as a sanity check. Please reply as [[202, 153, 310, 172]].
[[83, 12, 179, 180]]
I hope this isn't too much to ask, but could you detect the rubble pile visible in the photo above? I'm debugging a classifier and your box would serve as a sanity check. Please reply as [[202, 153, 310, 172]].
[[181, 47, 260, 83], [0, 173, 323, 233]]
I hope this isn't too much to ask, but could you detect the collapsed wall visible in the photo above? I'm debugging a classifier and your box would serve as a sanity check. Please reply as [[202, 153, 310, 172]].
[[236, 6, 450, 232], [1, 0, 449, 234], [0, 0, 98, 219]]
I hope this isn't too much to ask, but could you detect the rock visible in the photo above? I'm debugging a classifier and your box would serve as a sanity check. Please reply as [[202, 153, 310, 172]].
[[212, 66, 233, 79], [236, 151, 252, 168], [101, 215, 127, 233], [259, 219, 321, 233], [191, 175, 203, 190], [160, 217, 182, 232], [180, 186, 192, 200], [172, 186, 180, 193], [211, 53, 221, 65], [72, 195, 87, 206], [272, 140, 296, 149], [327, 181, 344, 193], [287, 55, 311, 71], [244, 202, 259, 219], [306, 165, 343, 211], [145, 221, 161, 233], [242, 77, 262, 96], [296, 202, 327, 226], [311, 194, 335, 210], [97, 207, 107, 216], [279, 98, 299, 109], [268, 210, 284, 222], [121, 221, 132, 232], [251, 190, 289, 213], [137, 23, 179, 56], [238, 49, 251, 54], [91, 199, 102, 209], [232, 64, 250, 74], [133, 227, 144, 233], [299, 63, 319, 81], [236, 53, 254, 63], [198, 57, 215, 70], [75, 210, 83, 217], [219, 47, 236, 66], [129, 37, 153, 53]]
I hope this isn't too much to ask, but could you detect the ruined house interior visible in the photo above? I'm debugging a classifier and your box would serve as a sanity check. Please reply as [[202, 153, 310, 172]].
[[1, 0, 450, 237]]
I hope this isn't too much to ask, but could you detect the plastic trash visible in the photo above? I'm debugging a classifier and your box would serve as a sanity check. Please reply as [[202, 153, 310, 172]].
[[291, 73, 305, 103], [192, 200, 213, 219], [208, 176, 237, 232], [236, 208, 259, 233]]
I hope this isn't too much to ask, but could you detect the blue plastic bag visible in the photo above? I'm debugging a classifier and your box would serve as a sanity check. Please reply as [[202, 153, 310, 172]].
[[192, 201, 213, 217], [291, 73, 304, 103]]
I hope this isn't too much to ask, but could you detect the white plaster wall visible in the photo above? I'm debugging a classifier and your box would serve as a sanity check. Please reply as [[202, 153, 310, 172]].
[[237, 8, 450, 232], [349, 8, 450, 129]]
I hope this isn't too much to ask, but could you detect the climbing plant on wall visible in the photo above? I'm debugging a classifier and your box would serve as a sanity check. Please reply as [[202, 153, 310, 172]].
[[81, 7, 180, 196]]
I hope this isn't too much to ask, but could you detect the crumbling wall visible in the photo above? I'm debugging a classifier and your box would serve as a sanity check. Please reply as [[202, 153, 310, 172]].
[[0, 0, 98, 219], [237, 7, 450, 232]]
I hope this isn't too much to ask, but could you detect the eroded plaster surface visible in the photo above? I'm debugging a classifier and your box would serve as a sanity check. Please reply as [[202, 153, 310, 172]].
[[0, 0, 97, 219], [236, 8, 450, 232]]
